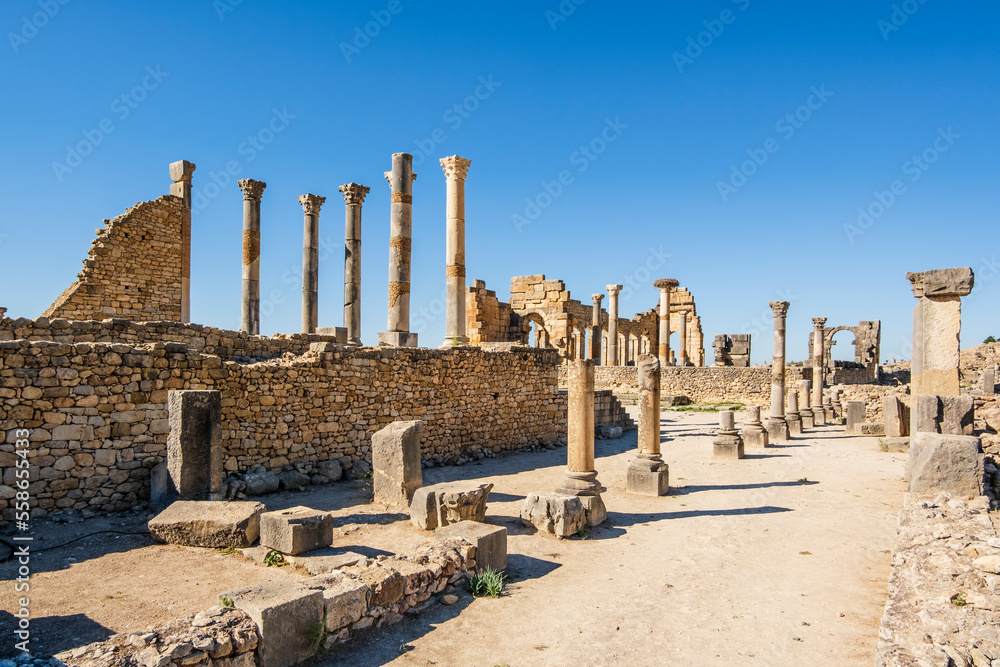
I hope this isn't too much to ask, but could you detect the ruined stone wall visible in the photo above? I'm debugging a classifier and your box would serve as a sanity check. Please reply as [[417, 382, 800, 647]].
[[43, 196, 187, 322], [467, 280, 519, 344], [580, 365, 774, 405], [0, 341, 563, 522]]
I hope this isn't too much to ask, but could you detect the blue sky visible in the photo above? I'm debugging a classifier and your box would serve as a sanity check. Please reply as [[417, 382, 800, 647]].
[[2, 0, 997, 364]]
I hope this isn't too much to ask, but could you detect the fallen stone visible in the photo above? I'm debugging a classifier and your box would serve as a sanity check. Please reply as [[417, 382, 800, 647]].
[[598, 426, 623, 439], [304, 571, 370, 632], [907, 432, 984, 498], [519, 493, 586, 538], [409, 481, 493, 530], [436, 520, 507, 572], [861, 422, 886, 436], [441, 594, 459, 605], [167, 390, 223, 501], [340, 564, 405, 608], [882, 437, 910, 453], [221, 580, 324, 667], [883, 395, 910, 438], [316, 459, 343, 482], [259, 506, 333, 555], [243, 470, 280, 496], [148, 501, 265, 548], [277, 470, 311, 491], [286, 549, 365, 576]]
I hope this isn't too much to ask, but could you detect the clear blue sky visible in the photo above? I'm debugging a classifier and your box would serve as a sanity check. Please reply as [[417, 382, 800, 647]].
[[2, 1, 997, 364]]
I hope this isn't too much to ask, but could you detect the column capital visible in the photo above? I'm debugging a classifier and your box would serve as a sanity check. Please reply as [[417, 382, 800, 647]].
[[812, 317, 828, 329], [769, 301, 790, 318], [238, 179, 267, 202], [653, 278, 679, 291], [591, 293, 604, 306], [906, 267, 974, 298], [298, 193, 326, 214], [606, 284, 623, 296], [440, 155, 472, 180], [169, 160, 196, 183], [338, 182, 370, 206]]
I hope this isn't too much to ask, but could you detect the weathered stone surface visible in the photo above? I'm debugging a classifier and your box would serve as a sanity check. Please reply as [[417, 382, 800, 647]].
[[740, 405, 769, 448], [148, 500, 265, 548], [259, 506, 333, 555], [883, 395, 910, 438], [626, 464, 669, 497], [906, 432, 984, 498], [915, 395, 974, 435], [882, 437, 910, 453], [285, 549, 365, 576], [244, 470, 280, 495], [436, 520, 508, 572], [519, 493, 586, 537], [221, 580, 323, 667], [409, 481, 493, 530], [846, 400, 866, 434], [277, 469, 311, 491], [578, 494, 607, 527], [341, 563, 405, 607], [167, 390, 223, 501], [150, 461, 177, 514], [304, 571, 370, 632], [983, 368, 996, 395], [907, 267, 975, 298], [372, 420, 425, 508]]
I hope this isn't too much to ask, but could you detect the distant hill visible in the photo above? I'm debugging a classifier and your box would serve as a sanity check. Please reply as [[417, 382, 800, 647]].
[[961, 341, 1000, 372]]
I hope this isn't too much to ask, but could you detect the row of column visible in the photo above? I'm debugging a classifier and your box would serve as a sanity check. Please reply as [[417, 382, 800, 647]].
[[599, 279, 692, 368]]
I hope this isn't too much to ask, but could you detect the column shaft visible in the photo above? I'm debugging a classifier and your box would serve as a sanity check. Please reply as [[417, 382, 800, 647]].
[[169, 160, 195, 323], [441, 156, 471, 346], [590, 294, 603, 364], [606, 285, 622, 367], [238, 179, 266, 335], [387, 153, 414, 333], [298, 194, 325, 334], [340, 183, 369, 345]]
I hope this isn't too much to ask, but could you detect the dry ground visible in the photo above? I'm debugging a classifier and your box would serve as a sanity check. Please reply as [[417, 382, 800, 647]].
[[1, 409, 906, 665]]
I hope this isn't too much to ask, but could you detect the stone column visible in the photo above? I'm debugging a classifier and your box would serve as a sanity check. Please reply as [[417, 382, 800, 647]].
[[166, 390, 223, 501], [170, 160, 195, 323], [627, 355, 669, 496], [441, 155, 471, 347], [339, 183, 369, 345], [298, 194, 326, 334], [238, 179, 266, 335], [379, 153, 418, 347], [606, 285, 623, 367], [653, 279, 678, 368], [811, 317, 827, 425], [677, 310, 689, 366], [984, 369, 996, 395], [786, 390, 802, 435], [556, 360, 606, 526], [907, 268, 975, 397], [590, 294, 603, 364], [740, 406, 769, 447], [713, 410, 744, 459], [766, 301, 790, 441], [799, 380, 813, 429]]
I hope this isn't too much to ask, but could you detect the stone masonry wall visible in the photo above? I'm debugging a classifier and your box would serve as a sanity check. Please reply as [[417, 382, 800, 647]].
[[43, 196, 188, 322], [0, 340, 563, 522], [585, 365, 776, 406]]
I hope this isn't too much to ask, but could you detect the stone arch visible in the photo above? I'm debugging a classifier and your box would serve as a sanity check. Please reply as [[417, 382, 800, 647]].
[[521, 311, 550, 348]]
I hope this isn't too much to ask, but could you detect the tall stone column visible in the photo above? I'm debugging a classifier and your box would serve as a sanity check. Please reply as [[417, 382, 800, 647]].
[[799, 380, 814, 429], [379, 153, 418, 347], [440, 155, 472, 347], [298, 194, 326, 334], [170, 160, 195, 323], [627, 355, 669, 496], [590, 294, 603, 364], [339, 182, 369, 345], [555, 360, 606, 526], [238, 179, 266, 335], [811, 317, 827, 425], [907, 268, 975, 397], [654, 279, 678, 368], [766, 301, 790, 441], [606, 285, 623, 367], [677, 310, 689, 366]]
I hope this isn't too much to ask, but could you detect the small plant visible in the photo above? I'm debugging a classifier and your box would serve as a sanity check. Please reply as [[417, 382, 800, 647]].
[[575, 526, 590, 540], [797, 477, 809, 483], [216, 546, 237, 555], [303, 618, 328, 655], [792, 637, 803, 642], [799, 551, 812, 556], [952, 593, 967, 606], [264, 549, 286, 567], [468, 566, 507, 598], [220, 596, 234, 607]]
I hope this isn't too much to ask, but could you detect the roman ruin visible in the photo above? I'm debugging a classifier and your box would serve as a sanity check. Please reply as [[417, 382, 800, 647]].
[[339, 182, 369, 346]]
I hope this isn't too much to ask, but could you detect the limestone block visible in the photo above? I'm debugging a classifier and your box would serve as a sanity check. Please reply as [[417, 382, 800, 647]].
[[626, 464, 669, 496], [260, 506, 333, 555], [167, 390, 223, 500], [579, 494, 607, 527], [409, 481, 493, 530], [377, 331, 419, 347], [906, 432, 984, 498], [244, 470, 280, 495], [340, 564, 405, 607], [907, 267, 975, 298], [149, 500, 265, 548], [436, 520, 508, 572], [915, 395, 974, 435], [983, 369, 996, 395], [800, 408, 814, 430], [846, 401, 866, 433], [766, 419, 788, 442], [883, 437, 910, 452], [150, 461, 177, 514], [221, 580, 324, 667], [861, 422, 885, 436], [519, 493, 586, 538], [713, 434, 744, 460], [372, 420, 424, 508], [883, 396, 910, 437], [740, 409, 769, 448], [786, 413, 802, 436], [304, 571, 370, 632]]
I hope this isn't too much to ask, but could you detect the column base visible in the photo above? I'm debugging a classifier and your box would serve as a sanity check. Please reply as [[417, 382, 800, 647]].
[[578, 494, 607, 527], [713, 433, 745, 460], [316, 327, 348, 343], [800, 409, 814, 430], [555, 470, 607, 526], [787, 414, 803, 435], [812, 407, 827, 426], [378, 331, 419, 347], [439, 336, 469, 348], [740, 424, 769, 448], [626, 457, 669, 497], [766, 418, 789, 442]]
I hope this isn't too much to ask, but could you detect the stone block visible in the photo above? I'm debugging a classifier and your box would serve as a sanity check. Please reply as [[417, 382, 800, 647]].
[[436, 520, 508, 572], [149, 500, 265, 548], [713, 434, 744, 460], [286, 549, 365, 576], [150, 461, 178, 514], [315, 326, 347, 343], [915, 394, 975, 435], [167, 390, 223, 500], [304, 571, 370, 632], [372, 420, 424, 508], [846, 401, 866, 433], [340, 564, 405, 607], [882, 437, 910, 453], [907, 267, 975, 297], [377, 331, 419, 347], [984, 369, 996, 395], [800, 408, 814, 430], [861, 422, 885, 436], [409, 481, 493, 530], [883, 396, 910, 437], [786, 414, 802, 436], [906, 432, 984, 498], [244, 470, 280, 495], [626, 464, 669, 496], [221, 580, 324, 667], [740, 423, 769, 448], [519, 493, 586, 538], [259, 506, 333, 555], [766, 418, 788, 442], [578, 494, 607, 527]]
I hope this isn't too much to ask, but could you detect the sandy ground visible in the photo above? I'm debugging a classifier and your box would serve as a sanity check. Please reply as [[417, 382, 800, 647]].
[[1, 409, 906, 665]]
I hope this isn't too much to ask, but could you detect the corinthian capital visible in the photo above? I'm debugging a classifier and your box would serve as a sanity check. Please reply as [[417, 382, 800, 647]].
[[812, 317, 827, 329], [440, 155, 472, 180], [769, 301, 790, 318], [298, 193, 326, 214], [654, 278, 679, 292], [238, 179, 267, 202], [338, 183, 370, 206]]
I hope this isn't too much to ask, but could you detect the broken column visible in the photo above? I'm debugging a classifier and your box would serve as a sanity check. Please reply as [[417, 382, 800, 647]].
[[798, 379, 814, 429], [441, 155, 471, 347], [170, 160, 195, 323], [677, 309, 689, 367], [372, 420, 424, 508], [555, 360, 606, 526], [811, 317, 827, 425], [654, 279, 678, 368], [298, 194, 326, 334], [713, 410, 744, 459], [786, 390, 802, 435], [606, 285, 622, 366], [883, 395, 910, 438], [379, 153, 418, 347], [238, 178, 266, 335], [339, 182, 369, 345], [766, 301, 790, 441], [166, 390, 223, 501], [740, 405, 769, 448], [984, 369, 996, 395], [590, 293, 603, 364], [908, 267, 974, 396], [626, 355, 669, 496]]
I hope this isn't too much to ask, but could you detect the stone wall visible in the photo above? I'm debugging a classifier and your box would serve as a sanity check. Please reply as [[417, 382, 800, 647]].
[[0, 339, 563, 522], [43, 196, 188, 322], [467, 280, 519, 344], [585, 365, 776, 406]]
